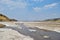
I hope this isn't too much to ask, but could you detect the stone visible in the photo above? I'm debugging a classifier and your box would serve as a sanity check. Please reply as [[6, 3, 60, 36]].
[[0, 24, 6, 28], [43, 35, 50, 39]]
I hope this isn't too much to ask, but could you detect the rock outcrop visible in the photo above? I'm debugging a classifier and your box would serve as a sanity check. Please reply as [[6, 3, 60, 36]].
[[0, 24, 6, 28]]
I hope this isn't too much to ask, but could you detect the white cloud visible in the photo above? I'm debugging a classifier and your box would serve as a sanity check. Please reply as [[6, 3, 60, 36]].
[[0, 6, 5, 11], [33, 3, 59, 12], [44, 3, 58, 8], [52, 13, 57, 16], [32, 0, 44, 2], [0, 0, 27, 10], [33, 7, 41, 12]]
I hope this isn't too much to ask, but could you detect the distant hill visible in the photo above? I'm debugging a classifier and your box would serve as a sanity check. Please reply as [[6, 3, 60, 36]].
[[0, 14, 17, 22], [44, 18, 60, 22], [33, 18, 60, 22]]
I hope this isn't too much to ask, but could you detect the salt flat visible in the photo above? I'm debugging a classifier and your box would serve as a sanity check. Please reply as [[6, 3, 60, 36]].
[[0, 22, 60, 40], [0, 28, 34, 40]]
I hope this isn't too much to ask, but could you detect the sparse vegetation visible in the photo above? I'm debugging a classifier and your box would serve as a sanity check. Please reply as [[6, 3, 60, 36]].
[[0, 14, 17, 22]]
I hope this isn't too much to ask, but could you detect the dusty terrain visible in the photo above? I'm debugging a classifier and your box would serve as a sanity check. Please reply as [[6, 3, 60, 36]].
[[23, 21, 60, 32], [0, 21, 60, 40]]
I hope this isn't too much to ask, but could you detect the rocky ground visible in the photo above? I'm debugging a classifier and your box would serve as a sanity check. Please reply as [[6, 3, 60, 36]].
[[0, 28, 34, 40], [0, 22, 60, 40]]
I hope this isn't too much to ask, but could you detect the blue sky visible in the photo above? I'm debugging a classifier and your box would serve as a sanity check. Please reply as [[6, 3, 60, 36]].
[[0, 0, 60, 21]]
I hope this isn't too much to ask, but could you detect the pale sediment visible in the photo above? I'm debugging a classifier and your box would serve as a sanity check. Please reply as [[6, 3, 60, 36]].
[[0, 28, 34, 40]]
